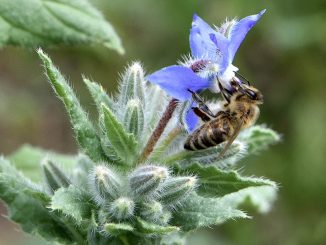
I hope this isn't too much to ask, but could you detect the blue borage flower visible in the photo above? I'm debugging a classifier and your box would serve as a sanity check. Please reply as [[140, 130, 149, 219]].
[[147, 10, 266, 131]]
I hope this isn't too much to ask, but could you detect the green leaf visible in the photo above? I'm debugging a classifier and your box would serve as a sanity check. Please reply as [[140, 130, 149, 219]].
[[103, 223, 134, 236], [221, 186, 278, 214], [8, 144, 75, 182], [172, 193, 248, 231], [51, 186, 94, 225], [83, 77, 116, 114], [239, 125, 281, 154], [136, 218, 179, 235], [179, 163, 276, 197], [163, 141, 246, 168], [0, 157, 74, 243], [0, 0, 124, 53], [101, 104, 138, 165], [38, 49, 107, 162]]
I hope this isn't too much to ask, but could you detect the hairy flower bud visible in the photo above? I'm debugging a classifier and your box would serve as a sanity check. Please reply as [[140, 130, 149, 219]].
[[159, 176, 197, 206], [129, 165, 169, 198], [139, 201, 163, 222], [109, 197, 135, 220], [41, 159, 70, 193], [119, 62, 146, 106], [89, 165, 122, 204], [158, 210, 172, 226]]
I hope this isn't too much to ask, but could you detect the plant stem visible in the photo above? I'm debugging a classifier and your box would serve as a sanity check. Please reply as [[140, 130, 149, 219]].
[[138, 99, 178, 163]]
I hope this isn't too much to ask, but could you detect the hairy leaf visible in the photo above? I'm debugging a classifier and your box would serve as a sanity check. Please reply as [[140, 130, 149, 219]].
[[0, 157, 73, 243], [103, 223, 134, 236], [179, 163, 276, 197], [38, 49, 107, 162], [51, 186, 94, 224], [0, 0, 123, 53], [221, 185, 278, 214], [163, 141, 246, 167], [239, 125, 281, 154], [83, 77, 116, 114], [172, 193, 248, 231], [136, 218, 179, 235], [101, 104, 138, 165], [8, 144, 75, 182]]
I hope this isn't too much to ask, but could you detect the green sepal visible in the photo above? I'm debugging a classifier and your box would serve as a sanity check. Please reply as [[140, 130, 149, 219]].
[[38, 49, 106, 162], [136, 217, 179, 235], [239, 125, 281, 154], [172, 193, 248, 231], [83, 77, 116, 114], [0, 157, 74, 243], [103, 223, 134, 236], [101, 104, 138, 165], [51, 186, 94, 225], [42, 159, 71, 193], [0, 0, 124, 54], [8, 144, 75, 182], [123, 99, 145, 141], [178, 163, 277, 197]]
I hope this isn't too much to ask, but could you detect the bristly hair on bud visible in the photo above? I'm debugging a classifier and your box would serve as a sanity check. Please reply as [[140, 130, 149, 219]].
[[139, 201, 164, 223], [108, 197, 135, 221], [128, 165, 169, 200], [158, 176, 197, 208], [88, 165, 123, 205]]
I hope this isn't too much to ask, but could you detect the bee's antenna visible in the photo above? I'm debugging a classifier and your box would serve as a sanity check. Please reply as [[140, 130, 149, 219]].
[[235, 71, 251, 86]]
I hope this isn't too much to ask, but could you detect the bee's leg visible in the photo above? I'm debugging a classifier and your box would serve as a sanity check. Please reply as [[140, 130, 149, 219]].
[[191, 107, 211, 122], [218, 81, 232, 103], [187, 89, 215, 117]]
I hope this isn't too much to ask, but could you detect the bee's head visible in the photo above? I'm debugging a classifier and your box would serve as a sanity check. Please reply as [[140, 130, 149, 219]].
[[241, 84, 264, 104], [228, 80, 263, 104]]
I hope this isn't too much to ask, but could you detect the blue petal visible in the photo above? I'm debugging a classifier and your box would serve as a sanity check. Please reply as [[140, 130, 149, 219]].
[[209, 33, 230, 73], [185, 107, 199, 132], [146, 65, 210, 101], [190, 14, 227, 60], [228, 9, 266, 63]]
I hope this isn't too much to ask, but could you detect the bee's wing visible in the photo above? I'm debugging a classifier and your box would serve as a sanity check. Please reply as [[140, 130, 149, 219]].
[[217, 118, 244, 160]]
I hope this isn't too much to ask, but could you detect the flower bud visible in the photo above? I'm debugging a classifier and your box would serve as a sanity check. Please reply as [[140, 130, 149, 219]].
[[41, 159, 70, 193], [157, 210, 172, 226], [129, 165, 169, 198], [89, 165, 121, 204], [119, 62, 145, 106], [109, 197, 135, 220], [159, 176, 197, 206], [139, 201, 163, 222]]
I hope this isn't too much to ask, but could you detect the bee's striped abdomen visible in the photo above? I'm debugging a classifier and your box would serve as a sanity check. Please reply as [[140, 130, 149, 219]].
[[184, 117, 231, 151]]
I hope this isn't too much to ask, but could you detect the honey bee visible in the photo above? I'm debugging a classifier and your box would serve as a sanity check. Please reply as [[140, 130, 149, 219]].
[[184, 77, 263, 158]]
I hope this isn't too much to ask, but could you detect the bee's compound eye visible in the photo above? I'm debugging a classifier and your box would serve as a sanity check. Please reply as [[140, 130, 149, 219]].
[[246, 90, 257, 99]]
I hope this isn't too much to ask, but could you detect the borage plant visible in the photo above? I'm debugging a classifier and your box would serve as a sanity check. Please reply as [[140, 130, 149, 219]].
[[0, 11, 280, 245]]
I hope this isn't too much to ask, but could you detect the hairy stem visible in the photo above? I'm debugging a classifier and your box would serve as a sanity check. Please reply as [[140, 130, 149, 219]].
[[138, 99, 178, 163]]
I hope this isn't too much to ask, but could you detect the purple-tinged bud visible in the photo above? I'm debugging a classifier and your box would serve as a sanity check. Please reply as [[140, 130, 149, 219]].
[[129, 165, 169, 198]]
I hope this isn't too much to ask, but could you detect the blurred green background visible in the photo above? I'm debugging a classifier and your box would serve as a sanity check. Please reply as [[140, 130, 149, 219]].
[[1, 0, 325, 244]]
